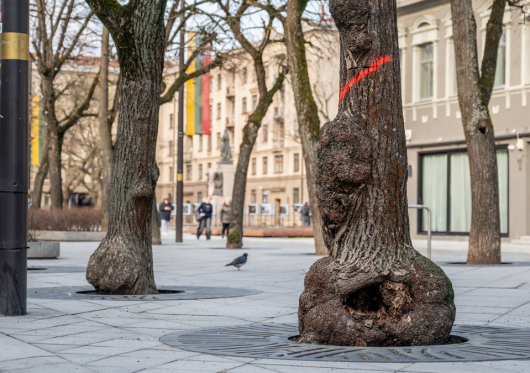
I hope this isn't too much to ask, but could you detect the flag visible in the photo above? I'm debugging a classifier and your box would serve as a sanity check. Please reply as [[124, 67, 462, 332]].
[[202, 47, 211, 135], [31, 95, 41, 165], [185, 32, 196, 136]]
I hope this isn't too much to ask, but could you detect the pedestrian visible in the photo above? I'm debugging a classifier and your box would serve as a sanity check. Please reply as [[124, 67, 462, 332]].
[[301, 202, 311, 227], [219, 198, 232, 238], [159, 198, 174, 237], [197, 195, 213, 240]]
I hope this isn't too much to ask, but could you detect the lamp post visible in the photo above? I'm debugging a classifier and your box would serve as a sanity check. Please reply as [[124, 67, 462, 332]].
[[175, 0, 185, 243], [0, 0, 29, 315]]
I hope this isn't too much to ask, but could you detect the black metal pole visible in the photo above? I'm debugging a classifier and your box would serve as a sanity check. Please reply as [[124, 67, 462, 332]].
[[0, 0, 29, 316], [175, 1, 185, 243]]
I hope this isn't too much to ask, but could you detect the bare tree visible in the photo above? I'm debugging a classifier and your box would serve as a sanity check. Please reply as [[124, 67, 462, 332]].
[[297, 0, 455, 346], [450, 0, 523, 264], [31, 0, 99, 209], [212, 0, 287, 249]]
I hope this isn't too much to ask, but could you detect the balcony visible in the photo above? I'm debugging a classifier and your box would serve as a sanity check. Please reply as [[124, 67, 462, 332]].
[[226, 85, 236, 97], [272, 138, 284, 152], [226, 115, 235, 128]]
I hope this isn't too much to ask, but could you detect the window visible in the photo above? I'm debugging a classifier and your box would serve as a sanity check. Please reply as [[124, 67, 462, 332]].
[[251, 157, 257, 175], [170, 113, 174, 129], [198, 191, 203, 203], [262, 189, 269, 203], [198, 164, 203, 180], [169, 166, 174, 182], [293, 188, 299, 204], [217, 103, 221, 119], [294, 153, 300, 172], [186, 164, 192, 180], [216, 132, 221, 148], [242, 67, 247, 84], [263, 157, 268, 174], [242, 97, 247, 113], [420, 43, 433, 99], [253, 68, 257, 82], [251, 190, 257, 203], [275, 155, 283, 173], [198, 135, 203, 152], [218, 74, 222, 91], [169, 140, 173, 156], [252, 95, 257, 110], [207, 135, 212, 152], [419, 149, 508, 234], [262, 124, 268, 142], [494, 26, 506, 87]]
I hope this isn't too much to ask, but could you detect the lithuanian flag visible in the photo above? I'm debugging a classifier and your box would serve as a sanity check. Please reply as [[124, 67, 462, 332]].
[[185, 33, 211, 136]]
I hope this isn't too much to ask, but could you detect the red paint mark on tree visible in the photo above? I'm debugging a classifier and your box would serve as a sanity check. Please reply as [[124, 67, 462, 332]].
[[339, 56, 393, 102]]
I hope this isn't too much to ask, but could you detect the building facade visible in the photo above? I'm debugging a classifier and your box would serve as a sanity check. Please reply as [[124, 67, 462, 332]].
[[155, 28, 340, 227], [399, 0, 530, 242]]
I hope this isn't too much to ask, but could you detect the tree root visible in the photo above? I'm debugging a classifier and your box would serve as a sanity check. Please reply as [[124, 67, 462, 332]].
[[298, 255, 455, 346]]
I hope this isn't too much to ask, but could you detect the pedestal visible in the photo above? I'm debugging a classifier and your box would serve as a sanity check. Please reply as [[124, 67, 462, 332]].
[[208, 163, 237, 210]]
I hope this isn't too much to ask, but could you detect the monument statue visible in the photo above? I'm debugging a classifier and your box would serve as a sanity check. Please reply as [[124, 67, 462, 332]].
[[219, 129, 232, 164], [213, 172, 223, 196]]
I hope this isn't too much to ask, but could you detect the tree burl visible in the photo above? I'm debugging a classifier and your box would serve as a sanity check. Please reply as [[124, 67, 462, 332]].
[[297, 0, 455, 346]]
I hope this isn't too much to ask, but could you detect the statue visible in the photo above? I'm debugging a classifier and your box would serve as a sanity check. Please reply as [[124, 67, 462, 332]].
[[213, 172, 223, 196], [219, 129, 232, 164]]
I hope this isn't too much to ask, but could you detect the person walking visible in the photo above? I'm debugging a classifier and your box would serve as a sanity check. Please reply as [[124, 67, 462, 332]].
[[159, 198, 174, 237], [197, 196, 213, 240], [301, 202, 311, 227], [219, 198, 232, 239]]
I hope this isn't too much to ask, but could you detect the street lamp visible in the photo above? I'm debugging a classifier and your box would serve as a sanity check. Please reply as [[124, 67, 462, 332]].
[[0, 0, 29, 315]]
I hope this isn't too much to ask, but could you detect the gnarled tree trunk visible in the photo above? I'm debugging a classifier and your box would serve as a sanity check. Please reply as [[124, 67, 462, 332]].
[[451, 0, 505, 265], [85, 0, 166, 294], [31, 125, 49, 208], [297, 0, 455, 346], [283, 0, 327, 255]]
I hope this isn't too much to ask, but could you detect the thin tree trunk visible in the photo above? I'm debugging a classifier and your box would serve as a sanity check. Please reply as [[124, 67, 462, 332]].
[[31, 126, 49, 208], [99, 26, 113, 231], [297, 0, 455, 346], [227, 79, 285, 248], [47, 129, 64, 209], [85, 0, 167, 294], [451, 0, 504, 265], [283, 0, 327, 255], [152, 198, 162, 245]]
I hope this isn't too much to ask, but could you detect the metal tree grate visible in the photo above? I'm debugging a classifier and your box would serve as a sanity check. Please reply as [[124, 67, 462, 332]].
[[28, 286, 260, 301], [27, 266, 86, 273], [161, 323, 530, 362]]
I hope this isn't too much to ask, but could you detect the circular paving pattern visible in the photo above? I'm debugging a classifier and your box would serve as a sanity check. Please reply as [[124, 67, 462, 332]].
[[161, 323, 530, 362], [27, 286, 260, 301]]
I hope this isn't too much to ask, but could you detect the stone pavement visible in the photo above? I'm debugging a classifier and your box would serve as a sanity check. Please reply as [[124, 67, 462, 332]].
[[1, 234, 530, 372]]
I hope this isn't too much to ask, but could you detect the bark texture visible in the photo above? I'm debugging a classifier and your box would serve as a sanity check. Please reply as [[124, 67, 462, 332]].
[[85, 0, 166, 294], [31, 125, 49, 208], [451, 0, 504, 265], [99, 26, 113, 231], [297, 0, 455, 346], [283, 0, 327, 255]]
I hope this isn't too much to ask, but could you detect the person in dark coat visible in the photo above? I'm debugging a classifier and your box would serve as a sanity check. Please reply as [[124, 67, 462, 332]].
[[301, 202, 311, 227], [219, 198, 232, 238], [197, 195, 213, 240], [159, 198, 174, 236]]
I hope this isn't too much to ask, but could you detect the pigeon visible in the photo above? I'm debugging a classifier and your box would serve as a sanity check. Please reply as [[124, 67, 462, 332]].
[[225, 253, 248, 270]]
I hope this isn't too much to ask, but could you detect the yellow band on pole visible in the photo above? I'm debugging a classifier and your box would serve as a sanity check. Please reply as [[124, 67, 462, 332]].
[[1, 33, 30, 61], [177, 173, 183, 181]]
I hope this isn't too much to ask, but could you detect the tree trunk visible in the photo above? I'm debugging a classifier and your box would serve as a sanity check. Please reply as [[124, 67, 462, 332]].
[[152, 198, 162, 245], [99, 26, 113, 231], [86, 0, 166, 294], [284, 0, 327, 255], [47, 128, 64, 209], [297, 0, 455, 346], [451, 0, 503, 265], [31, 125, 49, 208]]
